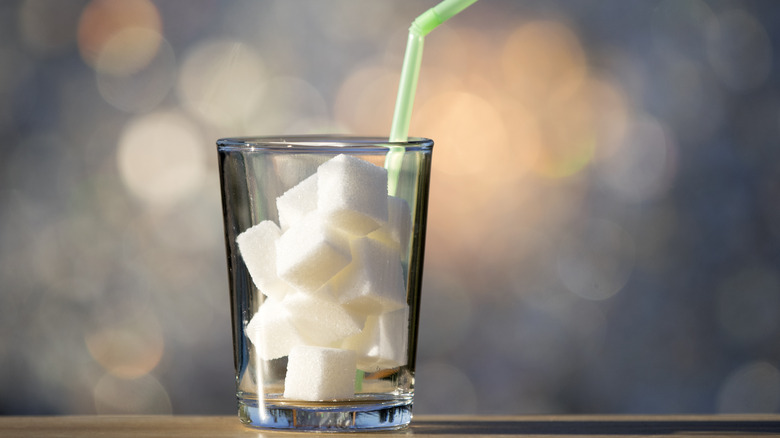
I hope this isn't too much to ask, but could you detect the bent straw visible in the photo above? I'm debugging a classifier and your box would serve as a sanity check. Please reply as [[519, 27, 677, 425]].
[[390, 0, 479, 143], [386, 0, 479, 195]]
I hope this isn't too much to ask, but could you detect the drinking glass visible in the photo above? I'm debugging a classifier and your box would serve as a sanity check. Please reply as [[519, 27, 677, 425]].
[[217, 136, 433, 431]]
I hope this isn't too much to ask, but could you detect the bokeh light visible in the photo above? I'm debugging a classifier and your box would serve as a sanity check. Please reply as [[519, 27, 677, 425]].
[[556, 218, 635, 301], [85, 313, 164, 379], [717, 362, 780, 413], [2, 0, 780, 417], [78, 0, 163, 76], [706, 9, 772, 92], [117, 110, 207, 205], [418, 91, 509, 177], [177, 38, 266, 131], [247, 75, 331, 135], [96, 34, 176, 113], [596, 115, 676, 203], [501, 21, 587, 112], [334, 65, 398, 135]]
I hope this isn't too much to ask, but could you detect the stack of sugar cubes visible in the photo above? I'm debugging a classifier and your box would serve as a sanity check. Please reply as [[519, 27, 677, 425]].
[[236, 154, 412, 401]]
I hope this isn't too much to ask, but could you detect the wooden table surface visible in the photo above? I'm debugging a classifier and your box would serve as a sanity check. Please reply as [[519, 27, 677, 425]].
[[2, 415, 779, 437]]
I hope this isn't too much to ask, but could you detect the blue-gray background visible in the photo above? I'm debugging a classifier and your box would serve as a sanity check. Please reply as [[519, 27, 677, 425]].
[[2, 0, 780, 415]]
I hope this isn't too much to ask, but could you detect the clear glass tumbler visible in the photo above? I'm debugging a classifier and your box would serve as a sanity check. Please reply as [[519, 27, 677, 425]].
[[216, 136, 433, 431]]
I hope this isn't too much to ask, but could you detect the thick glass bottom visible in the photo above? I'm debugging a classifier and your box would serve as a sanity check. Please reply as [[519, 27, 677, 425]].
[[237, 394, 413, 432]]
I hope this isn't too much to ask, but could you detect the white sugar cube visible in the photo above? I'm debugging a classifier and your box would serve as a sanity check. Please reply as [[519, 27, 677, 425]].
[[236, 221, 294, 301], [284, 292, 365, 346], [317, 154, 388, 236], [276, 173, 318, 231], [367, 196, 412, 255], [276, 212, 351, 293], [342, 306, 409, 372], [284, 346, 356, 401], [245, 297, 306, 360], [333, 236, 407, 315]]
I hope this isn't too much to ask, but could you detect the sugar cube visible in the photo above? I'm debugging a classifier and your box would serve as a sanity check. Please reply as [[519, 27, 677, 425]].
[[367, 196, 412, 255], [276, 172, 318, 231], [245, 297, 306, 360], [276, 211, 351, 293], [284, 292, 365, 346], [284, 346, 356, 401], [236, 221, 294, 301], [333, 236, 407, 315], [342, 306, 409, 372], [317, 154, 388, 236]]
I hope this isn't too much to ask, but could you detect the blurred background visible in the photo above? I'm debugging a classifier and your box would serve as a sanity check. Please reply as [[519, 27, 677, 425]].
[[2, 0, 780, 415]]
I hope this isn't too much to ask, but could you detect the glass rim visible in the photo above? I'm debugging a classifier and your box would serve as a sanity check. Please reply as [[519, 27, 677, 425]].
[[216, 135, 433, 153]]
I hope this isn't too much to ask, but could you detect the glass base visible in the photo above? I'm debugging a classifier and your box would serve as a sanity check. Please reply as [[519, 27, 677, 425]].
[[237, 394, 413, 432]]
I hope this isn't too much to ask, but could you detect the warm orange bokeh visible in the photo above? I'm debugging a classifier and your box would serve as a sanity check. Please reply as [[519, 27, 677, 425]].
[[77, 0, 162, 75]]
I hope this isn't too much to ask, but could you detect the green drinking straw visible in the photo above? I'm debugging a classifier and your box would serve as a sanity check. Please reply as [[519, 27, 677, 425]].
[[386, 0, 480, 195], [357, 0, 479, 392]]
